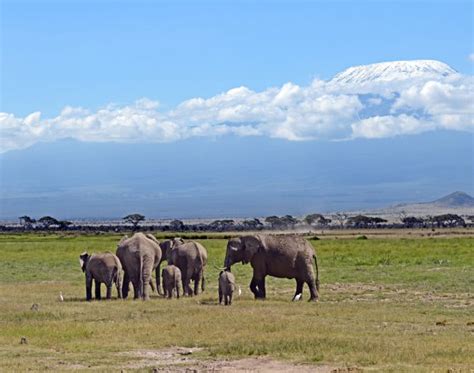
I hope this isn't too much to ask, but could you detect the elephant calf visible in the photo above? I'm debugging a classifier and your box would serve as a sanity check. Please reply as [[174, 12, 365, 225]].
[[79, 252, 123, 301], [162, 265, 182, 299], [218, 270, 236, 305]]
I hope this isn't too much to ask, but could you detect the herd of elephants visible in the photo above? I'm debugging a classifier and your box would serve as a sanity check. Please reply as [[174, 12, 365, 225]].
[[79, 232, 320, 305]]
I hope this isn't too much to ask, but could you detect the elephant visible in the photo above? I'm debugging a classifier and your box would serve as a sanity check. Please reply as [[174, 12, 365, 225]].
[[162, 265, 182, 299], [218, 269, 235, 305], [160, 237, 185, 262], [223, 235, 320, 301], [79, 251, 123, 301], [168, 241, 208, 296], [116, 232, 162, 300]]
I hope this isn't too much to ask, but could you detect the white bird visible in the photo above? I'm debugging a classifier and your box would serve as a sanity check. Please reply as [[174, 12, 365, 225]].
[[58, 292, 64, 302], [238, 286, 242, 296], [293, 293, 302, 301]]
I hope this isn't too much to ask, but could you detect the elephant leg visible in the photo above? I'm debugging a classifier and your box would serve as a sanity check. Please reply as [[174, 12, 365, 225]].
[[259, 277, 266, 299], [293, 279, 304, 301], [201, 273, 206, 292], [307, 279, 319, 302], [193, 273, 202, 296], [219, 289, 223, 304], [176, 283, 180, 299], [143, 279, 150, 300], [229, 293, 232, 305], [106, 284, 112, 299], [224, 295, 229, 306], [122, 272, 130, 299], [250, 277, 259, 298], [85, 275, 93, 301], [115, 274, 122, 299], [149, 279, 155, 293], [95, 280, 101, 300], [184, 277, 192, 297], [132, 281, 140, 300]]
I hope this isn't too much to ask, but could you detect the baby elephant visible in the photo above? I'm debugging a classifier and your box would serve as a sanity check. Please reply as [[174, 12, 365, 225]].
[[79, 252, 123, 301], [218, 270, 236, 305], [162, 265, 182, 299]]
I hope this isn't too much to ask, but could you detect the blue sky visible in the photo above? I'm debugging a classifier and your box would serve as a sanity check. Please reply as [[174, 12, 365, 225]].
[[2, 0, 473, 117], [0, 1, 473, 219]]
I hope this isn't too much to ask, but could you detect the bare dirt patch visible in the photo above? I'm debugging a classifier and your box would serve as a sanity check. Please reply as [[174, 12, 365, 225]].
[[118, 348, 358, 372]]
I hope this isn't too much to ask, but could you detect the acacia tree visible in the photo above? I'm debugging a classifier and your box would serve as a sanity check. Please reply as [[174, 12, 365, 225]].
[[38, 216, 60, 229], [304, 213, 332, 228], [123, 214, 145, 231], [334, 213, 348, 229], [169, 219, 185, 232], [265, 216, 281, 229], [241, 218, 263, 231], [208, 219, 235, 232], [19, 216, 36, 229]]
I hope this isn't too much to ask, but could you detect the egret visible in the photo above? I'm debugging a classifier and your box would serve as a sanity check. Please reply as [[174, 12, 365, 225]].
[[58, 292, 64, 302], [238, 286, 242, 296], [293, 293, 302, 301]]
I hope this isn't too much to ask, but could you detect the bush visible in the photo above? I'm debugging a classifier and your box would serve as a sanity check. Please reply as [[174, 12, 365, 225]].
[[356, 235, 368, 240]]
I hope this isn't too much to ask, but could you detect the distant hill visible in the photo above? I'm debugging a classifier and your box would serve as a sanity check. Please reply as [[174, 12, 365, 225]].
[[429, 191, 474, 208], [356, 191, 474, 221]]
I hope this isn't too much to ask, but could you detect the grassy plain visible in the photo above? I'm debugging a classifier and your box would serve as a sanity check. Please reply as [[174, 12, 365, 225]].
[[0, 232, 473, 372]]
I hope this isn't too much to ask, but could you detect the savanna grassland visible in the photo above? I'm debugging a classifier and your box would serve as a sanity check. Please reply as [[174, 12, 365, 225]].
[[0, 232, 473, 372]]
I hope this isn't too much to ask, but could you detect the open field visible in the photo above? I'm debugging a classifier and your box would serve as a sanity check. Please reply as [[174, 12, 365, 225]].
[[0, 232, 473, 372]]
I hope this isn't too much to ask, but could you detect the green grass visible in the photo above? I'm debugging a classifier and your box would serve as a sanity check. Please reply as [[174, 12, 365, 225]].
[[0, 233, 473, 371]]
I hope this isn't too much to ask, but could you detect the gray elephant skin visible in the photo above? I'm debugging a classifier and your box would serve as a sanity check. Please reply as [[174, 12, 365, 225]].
[[116, 233, 163, 300], [160, 237, 185, 263], [224, 235, 320, 301], [162, 264, 182, 298], [79, 251, 123, 301], [168, 241, 208, 296], [218, 270, 235, 305]]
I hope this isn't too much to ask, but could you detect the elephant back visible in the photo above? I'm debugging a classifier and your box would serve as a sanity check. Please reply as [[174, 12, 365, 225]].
[[116, 233, 161, 270]]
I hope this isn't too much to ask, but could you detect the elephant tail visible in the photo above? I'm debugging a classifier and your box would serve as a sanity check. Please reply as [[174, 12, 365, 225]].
[[138, 254, 145, 299], [313, 254, 320, 291]]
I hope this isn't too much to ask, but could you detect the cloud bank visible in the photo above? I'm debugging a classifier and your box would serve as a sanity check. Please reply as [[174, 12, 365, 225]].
[[1, 62, 473, 153]]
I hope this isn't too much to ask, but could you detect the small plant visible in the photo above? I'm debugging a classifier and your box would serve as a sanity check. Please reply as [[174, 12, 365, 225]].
[[356, 235, 368, 240]]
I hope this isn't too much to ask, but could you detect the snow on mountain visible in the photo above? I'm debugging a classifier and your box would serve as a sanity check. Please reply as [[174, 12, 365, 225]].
[[331, 59, 457, 85]]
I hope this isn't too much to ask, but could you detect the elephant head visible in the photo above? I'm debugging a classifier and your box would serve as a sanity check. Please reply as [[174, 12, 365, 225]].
[[162, 237, 185, 262], [224, 235, 262, 268], [79, 252, 90, 272]]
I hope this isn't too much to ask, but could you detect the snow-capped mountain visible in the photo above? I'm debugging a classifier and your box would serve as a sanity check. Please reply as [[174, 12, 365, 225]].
[[331, 59, 457, 85]]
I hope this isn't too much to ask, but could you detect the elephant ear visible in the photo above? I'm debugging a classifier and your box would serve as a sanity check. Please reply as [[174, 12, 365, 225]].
[[79, 252, 89, 272], [242, 235, 262, 264], [117, 235, 129, 247], [145, 234, 161, 245]]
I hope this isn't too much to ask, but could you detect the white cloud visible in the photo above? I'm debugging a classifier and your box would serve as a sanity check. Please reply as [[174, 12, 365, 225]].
[[351, 115, 433, 139], [1, 66, 473, 153], [469, 53, 474, 62]]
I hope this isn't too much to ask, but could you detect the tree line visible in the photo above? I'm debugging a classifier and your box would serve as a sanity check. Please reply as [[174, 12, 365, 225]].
[[4, 212, 471, 233]]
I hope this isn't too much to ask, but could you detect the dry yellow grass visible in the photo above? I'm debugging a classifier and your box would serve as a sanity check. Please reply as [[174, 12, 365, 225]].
[[0, 233, 473, 371]]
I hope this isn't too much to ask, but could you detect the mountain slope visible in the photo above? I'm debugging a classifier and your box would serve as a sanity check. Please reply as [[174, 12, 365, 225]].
[[430, 191, 474, 207], [0, 132, 472, 219], [331, 59, 457, 84]]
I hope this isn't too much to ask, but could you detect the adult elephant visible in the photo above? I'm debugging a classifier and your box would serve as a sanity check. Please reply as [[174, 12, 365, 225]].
[[79, 251, 123, 301], [223, 235, 320, 301], [116, 233, 162, 300], [168, 241, 207, 296]]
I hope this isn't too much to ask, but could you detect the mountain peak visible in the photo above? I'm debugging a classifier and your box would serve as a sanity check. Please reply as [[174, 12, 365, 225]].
[[431, 191, 474, 207], [331, 59, 457, 85]]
